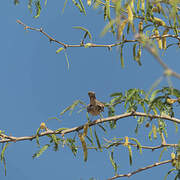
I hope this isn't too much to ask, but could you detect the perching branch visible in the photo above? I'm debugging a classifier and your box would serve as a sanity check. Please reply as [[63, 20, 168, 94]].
[[108, 159, 172, 179], [1, 111, 180, 143]]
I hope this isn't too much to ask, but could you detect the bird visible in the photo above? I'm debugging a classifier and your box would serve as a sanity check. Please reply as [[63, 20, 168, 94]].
[[87, 91, 104, 116]]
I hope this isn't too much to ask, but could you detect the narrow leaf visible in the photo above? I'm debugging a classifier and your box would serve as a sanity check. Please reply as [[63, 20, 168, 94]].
[[133, 43, 137, 60], [1, 143, 9, 163], [56, 47, 64, 54], [78, 133, 88, 162], [128, 145, 133, 165], [120, 45, 124, 68], [32, 144, 50, 159], [98, 124, 107, 133], [130, 137, 142, 154], [64, 51, 70, 69], [73, 26, 92, 40], [164, 168, 176, 180], [34, 0, 41, 18], [152, 124, 157, 139], [94, 129, 102, 151], [83, 123, 89, 137], [51, 134, 59, 151], [158, 147, 167, 161], [72, 0, 83, 13], [78, 0, 86, 15], [62, 0, 68, 14], [105, 0, 110, 20], [101, 19, 116, 37], [109, 150, 118, 175]]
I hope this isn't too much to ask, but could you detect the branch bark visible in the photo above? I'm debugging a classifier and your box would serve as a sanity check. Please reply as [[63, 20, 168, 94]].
[[108, 159, 172, 179], [1, 111, 180, 143]]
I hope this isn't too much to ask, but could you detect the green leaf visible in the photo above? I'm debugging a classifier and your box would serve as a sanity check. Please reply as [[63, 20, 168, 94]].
[[164, 168, 176, 180], [110, 97, 122, 105], [120, 45, 124, 68], [130, 137, 142, 154], [36, 127, 41, 146], [135, 46, 142, 66], [101, 19, 116, 37], [133, 43, 137, 60], [124, 89, 137, 107], [0, 144, 7, 176], [64, 51, 70, 69], [128, 145, 133, 165], [135, 123, 139, 134], [62, 0, 68, 14], [60, 99, 86, 116], [110, 92, 123, 97], [89, 127, 95, 146], [108, 106, 115, 117], [86, 135, 95, 146], [94, 129, 102, 151], [56, 47, 64, 54], [73, 26, 92, 40], [51, 134, 59, 151], [34, 0, 41, 18], [109, 150, 118, 175], [46, 117, 61, 123], [105, 0, 110, 20], [36, 134, 40, 147], [1, 143, 9, 163], [32, 144, 50, 159], [97, 124, 107, 133], [66, 138, 78, 156], [109, 120, 116, 129], [78, 133, 88, 162], [152, 124, 157, 139], [150, 89, 163, 102], [148, 129, 153, 141], [44, 0, 47, 6], [78, 0, 86, 15], [72, 0, 86, 14], [174, 122, 178, 133], [158, 147, 167, 161], [54, 127, 69, 133], [60, 105, 73, 116]]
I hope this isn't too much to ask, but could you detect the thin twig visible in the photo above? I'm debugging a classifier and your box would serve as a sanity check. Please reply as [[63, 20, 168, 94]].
[[17, 19, 180, 49], [104, 138, 178, 150], [17, 19, 180, 79], [108, 159, 172, 179]]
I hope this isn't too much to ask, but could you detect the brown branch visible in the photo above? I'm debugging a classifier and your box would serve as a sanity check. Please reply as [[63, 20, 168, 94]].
[[104, 138, 178, 150], [17, 19, 180, 49], [17, 19, 180, 79], [108, 159, 172, 179], [1, 111, 180, 143]]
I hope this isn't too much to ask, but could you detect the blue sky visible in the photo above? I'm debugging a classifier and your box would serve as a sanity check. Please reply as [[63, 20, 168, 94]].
[[1, 1, 180, 180]]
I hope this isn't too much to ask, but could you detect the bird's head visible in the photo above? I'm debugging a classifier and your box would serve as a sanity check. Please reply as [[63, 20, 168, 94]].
[[88, 91, 96, 99]]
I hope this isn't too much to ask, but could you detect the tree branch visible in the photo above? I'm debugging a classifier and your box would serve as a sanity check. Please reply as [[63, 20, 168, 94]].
[[108, 159, 172, 179], [16, 19, 180, 49], [104, 138, 178, 150], [1, 111, 180, 143], [17, 19, 180, 79]]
